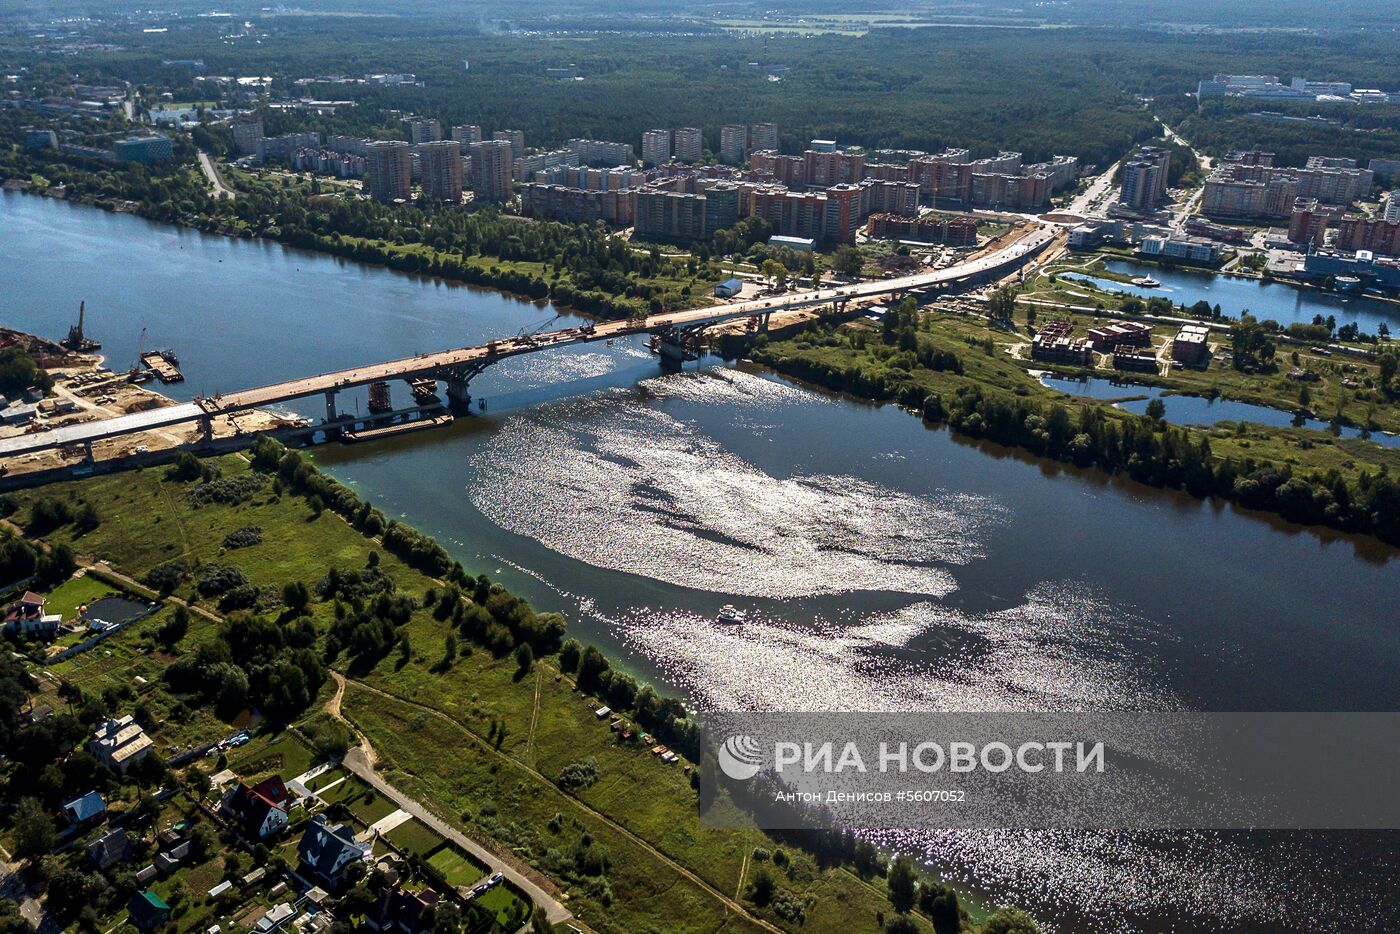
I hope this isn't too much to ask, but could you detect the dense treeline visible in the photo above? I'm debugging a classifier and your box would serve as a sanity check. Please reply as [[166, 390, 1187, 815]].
[[752, 320, 1400, 546]]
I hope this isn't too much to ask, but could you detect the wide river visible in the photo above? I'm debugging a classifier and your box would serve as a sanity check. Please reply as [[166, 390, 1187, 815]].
[[4, 193, 1399, 932]]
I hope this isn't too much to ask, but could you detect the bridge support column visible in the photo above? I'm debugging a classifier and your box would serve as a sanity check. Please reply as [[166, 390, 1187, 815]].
[[445, 377, 474, 414], [758, 313, 770, 334], [324, 389, 338, 423], [199, 415, 213, 445], [83, 440, 94, 463]]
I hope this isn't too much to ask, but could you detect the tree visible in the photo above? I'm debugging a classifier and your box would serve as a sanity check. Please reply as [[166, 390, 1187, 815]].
[[12, 796, 55, 859], [832, 244, 864, 277], [751, 866, 775, 907], [987, 285, 1019, 320], [1145, 398, 1166, 423], [885, 916, 920, 934], [761, 258, 787, 290], [514, 642, 534, 678], [981, 907, 1041, 934], [887, 854, 917, 914], [157, 605, 190, 649], [282, 580, 311, 615]]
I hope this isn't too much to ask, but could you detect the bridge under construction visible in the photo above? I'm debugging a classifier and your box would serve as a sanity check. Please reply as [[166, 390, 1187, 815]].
[[0, 225, 1058, 468]]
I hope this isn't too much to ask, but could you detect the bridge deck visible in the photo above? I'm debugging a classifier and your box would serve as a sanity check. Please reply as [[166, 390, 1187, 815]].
[[0, 226, 1056, 460]]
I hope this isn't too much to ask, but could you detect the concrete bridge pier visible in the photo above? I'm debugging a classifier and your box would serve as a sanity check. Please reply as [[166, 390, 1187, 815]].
[[199, 415, 213, 445], [83, 440, 94, 463], [445, 376, 474, 414], [324, 389, 338, 423]]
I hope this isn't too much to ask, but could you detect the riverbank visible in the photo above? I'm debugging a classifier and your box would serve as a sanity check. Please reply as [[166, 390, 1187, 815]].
[[747, 305, 1400, 548], [1, 440, 1028, 933]]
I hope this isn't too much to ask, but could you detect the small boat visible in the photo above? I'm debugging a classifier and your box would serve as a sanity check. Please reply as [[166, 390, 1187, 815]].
[[716, 605, 745, 625], [1131, 276, 1161, 288]]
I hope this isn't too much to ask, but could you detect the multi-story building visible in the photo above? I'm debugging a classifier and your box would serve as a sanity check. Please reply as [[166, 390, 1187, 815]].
[[565, 138, 634, 166], [520, 184, 637, 225], [327, 135, 368, 156], [720, 125, 747, 166], [470, 139, 514, 203], [674, 127, 703, 164], [1334, 216, 1400, 257], [515, 148, 579, 182], [260, 132, 321, 163], [113, 135, 173, 164], [1385, 191, 1400, 223], [231, 116, 263, 156], [1140, 235, 1220, 263], [417, 140, 463, 202], [859, 179, 920, 218], [402, 117, 442, 145], [90, 716, 153, 775], [1204, 158, 1373, 219], [1287, 198, 1337, 246], [866, 214, 978, 246], [535, 164, 646, 191], [1172, 324, 1211, 365], [971, 170, 1052, 210], [1022, 155, 1079, 192], [749, 123, 779, 154], [1368, 158, 1400, 183], [642, 129, 672, 167], [822, 184, 863, 243], [698, 180, 740, 234], [1086, 321, 1152, 351], [803, 149, 866, 188], [750, 151, 806, 187], [451, 124, 482, 146], [1119, 146, 1172, 212], [1031, 321, 1093, 366], [635, 189, 708, 242], [23, 128, 56, 151], [365, 140, 412, 202], [292, 148, 366, 178], [492, 129, 525, 162]]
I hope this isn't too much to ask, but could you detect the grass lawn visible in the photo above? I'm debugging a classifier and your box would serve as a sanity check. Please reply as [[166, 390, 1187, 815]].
[[387, 819, 449, 859], [425, 843, 485, 887], [42, 572, 117, 620]]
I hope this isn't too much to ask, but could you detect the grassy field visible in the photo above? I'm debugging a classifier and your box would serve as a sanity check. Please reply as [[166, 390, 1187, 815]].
[[42, 571, 116, 620], [425, 843, 485, 886]]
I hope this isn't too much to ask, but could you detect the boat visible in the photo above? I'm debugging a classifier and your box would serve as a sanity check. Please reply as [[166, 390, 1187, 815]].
[[1131, 276, 1161, 288], [716, 605, 745, 625]]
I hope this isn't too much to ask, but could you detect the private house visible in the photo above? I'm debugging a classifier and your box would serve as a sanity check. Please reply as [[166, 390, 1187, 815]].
[[297, 815, 372, 887], [366, 884, 441, 932], [61, 791, 107, 826], [126, 890, 172, 932], [86, 828, 132, 870], [221, 776, 290, 839], [3, 591, 60, 638], [90, 715, 153, 774]]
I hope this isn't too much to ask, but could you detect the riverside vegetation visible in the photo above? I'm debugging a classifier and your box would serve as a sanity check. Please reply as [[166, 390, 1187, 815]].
[[745, 298, 1400, 547], [0, 440, 1045, 934]]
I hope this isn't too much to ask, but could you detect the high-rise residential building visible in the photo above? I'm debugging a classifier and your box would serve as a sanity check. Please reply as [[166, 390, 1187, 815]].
[[674, 127, 703, 164], [822, 184, 863, 243], [565, 138, 635, 167], [1385, 191, 1400, 223], [403, 117, 442, 145], [699, 181, 740, 235], [231, 116, 263, 156], [366, 140, 412, 203], [113, 135, 173, 164], [1119, 146, 1172, 212], [720, 125, 747, 166], [642, 129, 672, 167], [470, 139, 514, 203], [493, 129, 525, 162], [749, 123, 779, 154], [451, 124, 482, 146], [635, 189, 708, 242], [418, 140, 463, 202]]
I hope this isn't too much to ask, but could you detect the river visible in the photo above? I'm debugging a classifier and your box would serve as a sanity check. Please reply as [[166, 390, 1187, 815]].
[[1063, 258, 1400, 335], [4, 192, 1399, 932]]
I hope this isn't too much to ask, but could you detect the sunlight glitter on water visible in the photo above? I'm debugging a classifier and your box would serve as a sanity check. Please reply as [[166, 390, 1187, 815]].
[[471, 386, 1003, 599]]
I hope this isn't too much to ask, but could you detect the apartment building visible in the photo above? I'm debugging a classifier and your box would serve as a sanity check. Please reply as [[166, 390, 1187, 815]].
[[1335, 216, 1400, 256], [418, 140, 463, 202], [520, 184, 637, 225], [749, 123, 779, 154], [451, 124, 482, 146], [859, 179, 920, 218], [642, 129, 672, 167], [1119, 146, 1172, 212], [866, 214, 978, 246], [231, 115, 263, 156], [469, 139, 514, 202], [720, 125, 747, 166], [402, 117, 442, 144], [492, 129, 525, 162], [674, 127, 703, 163], [565, 138, 635, 166], [365, 140, 412, 202], [515, 147, 579, 182]]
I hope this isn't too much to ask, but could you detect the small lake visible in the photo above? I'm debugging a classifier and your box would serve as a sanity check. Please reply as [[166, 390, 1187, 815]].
[[1059, 259, 1400, 335], [1039, 372, 1400, 447]]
